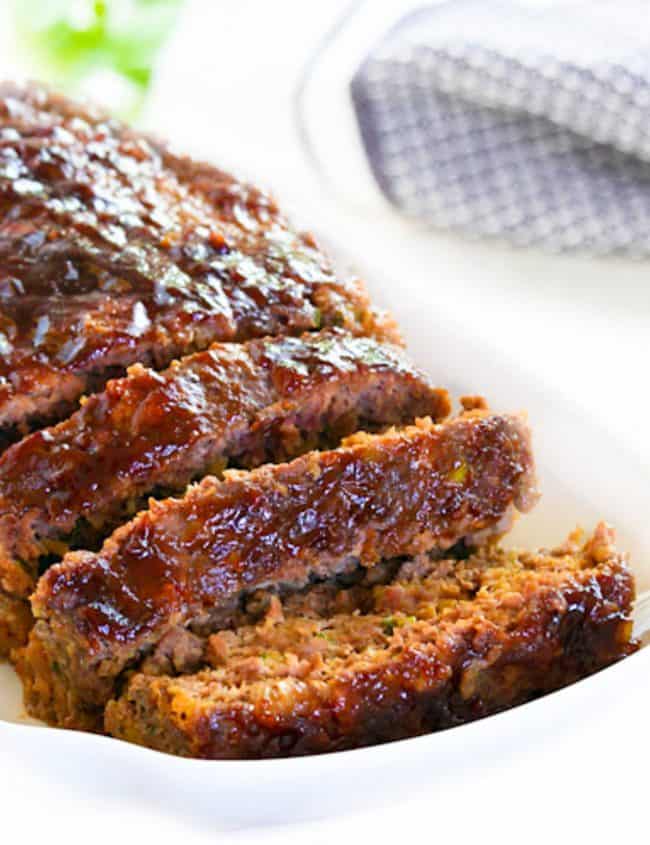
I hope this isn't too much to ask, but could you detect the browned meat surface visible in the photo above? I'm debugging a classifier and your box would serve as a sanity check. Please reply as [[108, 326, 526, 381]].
[[0, 82, 397, 442], [17, 410, 537, 730], [0, 329, 447, 622], [103, 525, 636, 758]]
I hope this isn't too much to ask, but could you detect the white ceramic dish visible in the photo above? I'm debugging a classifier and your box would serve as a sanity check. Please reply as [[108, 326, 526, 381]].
[[1, 251, 648, 830]]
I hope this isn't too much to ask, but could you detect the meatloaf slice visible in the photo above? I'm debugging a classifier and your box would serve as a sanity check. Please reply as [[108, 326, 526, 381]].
[[104, 524, 637, 758], [0, 329, 446, 619], [0, 82, 396, 442], [17, 410, 537, 729]]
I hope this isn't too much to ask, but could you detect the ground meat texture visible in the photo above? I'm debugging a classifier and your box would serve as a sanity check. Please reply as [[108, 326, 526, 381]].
[[103, 524, 637, 758], [0, 329, 448, 634], [17, 410, 537, 730], [0, 82, 398, 443], [0, 590, 32, 658], [139, 627, 205, 677]]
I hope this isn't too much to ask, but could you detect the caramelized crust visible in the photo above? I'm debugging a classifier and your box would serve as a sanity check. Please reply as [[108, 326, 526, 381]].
[[103, 525, 636, 758], [0, 329, 447, 615], [0, 82, 397, 441], [19, 410, 537, 729]]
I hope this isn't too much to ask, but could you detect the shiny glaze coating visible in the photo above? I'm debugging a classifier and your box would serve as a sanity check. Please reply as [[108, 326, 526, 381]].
[[104, 525, 636, 758], [0, 329, 447, 603], [0, 83, 395, 434], [22, 410, 537, 728]]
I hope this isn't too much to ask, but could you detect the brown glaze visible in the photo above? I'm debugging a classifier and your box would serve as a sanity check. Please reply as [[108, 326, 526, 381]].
[[0, 82, 396, 435], [21, 410, 537, 729], [103, 526, 637, 758], [0, 329, 447, 607]]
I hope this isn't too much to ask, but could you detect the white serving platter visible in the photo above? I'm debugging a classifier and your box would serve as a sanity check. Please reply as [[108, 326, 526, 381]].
[[1, 247, 648, 835]]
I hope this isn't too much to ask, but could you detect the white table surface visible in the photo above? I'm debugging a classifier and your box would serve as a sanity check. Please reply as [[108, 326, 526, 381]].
[[0, 2, 648, 843]]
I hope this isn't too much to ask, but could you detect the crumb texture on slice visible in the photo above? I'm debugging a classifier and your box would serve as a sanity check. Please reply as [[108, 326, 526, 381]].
[[104, 524, 637, 758], [18, 409, 537, 729], [0, 590, 32, 658]]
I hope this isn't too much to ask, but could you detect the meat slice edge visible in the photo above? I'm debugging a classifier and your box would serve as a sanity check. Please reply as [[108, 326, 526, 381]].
[[0, 329, 448, 651], [103, 524, 637, 758], [17, 410, 538, 729]]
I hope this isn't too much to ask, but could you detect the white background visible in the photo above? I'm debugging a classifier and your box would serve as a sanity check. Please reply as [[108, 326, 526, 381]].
[[0, 1, 648, 842]]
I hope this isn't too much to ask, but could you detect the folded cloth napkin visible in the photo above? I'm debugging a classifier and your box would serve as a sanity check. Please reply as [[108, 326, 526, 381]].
[[346, 0, 650, 255]]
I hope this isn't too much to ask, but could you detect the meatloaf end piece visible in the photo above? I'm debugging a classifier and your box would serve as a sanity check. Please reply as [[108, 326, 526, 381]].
[[0, 82, 397, 443], [17, 409, 537, 729], [0, 329, 448, 620], [104, 524, 637, 758]]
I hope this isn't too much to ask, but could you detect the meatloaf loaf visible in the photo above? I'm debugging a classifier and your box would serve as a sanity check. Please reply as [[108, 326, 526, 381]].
[[17, 409, 538, 730], [104, 524, 636, 758], [0, 329, 447, 642], [0, 82, 396, 444]]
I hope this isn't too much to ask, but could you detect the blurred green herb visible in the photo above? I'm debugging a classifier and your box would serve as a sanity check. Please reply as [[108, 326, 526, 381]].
[[13, 0, 183, 115]]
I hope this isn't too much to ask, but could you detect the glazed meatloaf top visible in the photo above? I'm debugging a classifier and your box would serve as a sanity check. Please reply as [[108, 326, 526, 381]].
[[0, 82, 396, 440], [21, 409, 537, 729], [0, 329, 448, 600], [104, 524, 636, 758]]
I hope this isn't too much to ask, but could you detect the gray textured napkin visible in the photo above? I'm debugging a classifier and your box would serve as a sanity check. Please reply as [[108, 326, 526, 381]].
[[351, 0, 650, 255]]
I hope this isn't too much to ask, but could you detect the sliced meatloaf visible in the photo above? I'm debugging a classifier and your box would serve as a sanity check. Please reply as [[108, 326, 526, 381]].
[[0, 329, 447, 630], [104, 524, 637, 758], [17, 410, 538, 729], [0, 82, 396, 442]]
